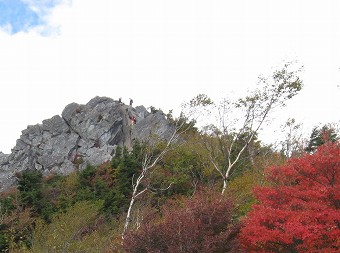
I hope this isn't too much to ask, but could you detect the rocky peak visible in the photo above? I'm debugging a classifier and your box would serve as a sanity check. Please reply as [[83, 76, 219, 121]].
[[0, 96, 175, 192]]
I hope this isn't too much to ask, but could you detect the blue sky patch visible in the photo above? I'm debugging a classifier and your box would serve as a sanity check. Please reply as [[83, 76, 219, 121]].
[[0, 0, 65, 34]]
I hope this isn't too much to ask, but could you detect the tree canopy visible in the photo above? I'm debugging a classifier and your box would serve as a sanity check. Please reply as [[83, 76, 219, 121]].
[[240, 142, 340, 252]]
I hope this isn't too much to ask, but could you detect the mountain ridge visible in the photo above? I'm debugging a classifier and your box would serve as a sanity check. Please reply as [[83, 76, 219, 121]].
[[0, 96, 175, 192]]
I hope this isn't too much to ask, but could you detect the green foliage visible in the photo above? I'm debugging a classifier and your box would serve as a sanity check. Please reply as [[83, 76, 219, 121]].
[[0, 195, 15, 252], [0, 143, 143, 251], [305, 124, 339, 153], [47, 173, 77, 211], [163, 141, 206, 195], [0, 195, 15, 215], [17, 170, 56, 220], [75, 143, 143, 216], [20, 172, 74, 221], [0, 230, 8, 252], [227, 171, 260, 218], [17, 170, 43, 208], [0, 206, 34, 252], [114, 144, 143, 196], [30, 201, 112, 253], [240, 62, 303, 109], [188, 93, 214, 107]]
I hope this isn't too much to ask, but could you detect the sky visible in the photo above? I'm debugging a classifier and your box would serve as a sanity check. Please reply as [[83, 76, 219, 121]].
[[0, 0, 339, 154]]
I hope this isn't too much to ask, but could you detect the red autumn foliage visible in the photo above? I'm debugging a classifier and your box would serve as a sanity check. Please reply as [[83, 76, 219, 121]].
[[240, 142, 340, 252], [123, 189, 243, 253]]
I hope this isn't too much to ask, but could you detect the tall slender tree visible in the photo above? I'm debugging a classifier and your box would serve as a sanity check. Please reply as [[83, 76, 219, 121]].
[[189, 63, 303, 194], [121, 116, 195, 239]]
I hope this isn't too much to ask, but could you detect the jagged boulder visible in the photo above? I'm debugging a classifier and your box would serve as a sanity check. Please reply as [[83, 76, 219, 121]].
[[0, 96, 174, 192], [133, 111, 176, 143]]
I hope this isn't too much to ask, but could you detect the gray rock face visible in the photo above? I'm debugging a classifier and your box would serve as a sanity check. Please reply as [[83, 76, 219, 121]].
[[133, 111, 176, 143], [0, 96, 174, 192]]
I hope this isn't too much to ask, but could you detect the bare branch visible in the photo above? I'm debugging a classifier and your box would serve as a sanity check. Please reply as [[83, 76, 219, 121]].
[[195, 63, 303, 194], [134, 187, 148, 199], [122, 116, 192, 239]]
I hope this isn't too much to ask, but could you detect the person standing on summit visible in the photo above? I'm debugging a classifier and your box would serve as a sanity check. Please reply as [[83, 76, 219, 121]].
[[129, 98, 133, 106]]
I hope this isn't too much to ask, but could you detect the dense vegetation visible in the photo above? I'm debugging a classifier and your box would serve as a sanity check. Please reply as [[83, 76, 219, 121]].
[[240, 142, 340, 252], [0, 65, 339, 252], [0, 123, 338, 252]]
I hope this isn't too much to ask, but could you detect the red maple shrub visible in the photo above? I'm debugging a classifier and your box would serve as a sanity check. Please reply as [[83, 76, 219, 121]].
[[240, 142, 340, 252], [123, 189, 243, 253]]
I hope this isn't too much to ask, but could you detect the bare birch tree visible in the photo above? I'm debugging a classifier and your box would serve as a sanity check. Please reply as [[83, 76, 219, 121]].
[[280, 118, 305, 158], [190, 63, 304, 194], [121, 116, 194, 239]]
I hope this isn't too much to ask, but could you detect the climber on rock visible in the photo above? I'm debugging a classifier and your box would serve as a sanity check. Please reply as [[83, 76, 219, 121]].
[[129, 98, 133, 106], [131, 116, 136, 125]]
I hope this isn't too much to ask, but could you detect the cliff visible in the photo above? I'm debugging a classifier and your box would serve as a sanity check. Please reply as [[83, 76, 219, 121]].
[[0, 96, 175, 192]]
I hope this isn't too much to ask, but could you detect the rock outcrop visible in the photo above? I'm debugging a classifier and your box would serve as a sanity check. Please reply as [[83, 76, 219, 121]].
[[0, 96, 175, 192]]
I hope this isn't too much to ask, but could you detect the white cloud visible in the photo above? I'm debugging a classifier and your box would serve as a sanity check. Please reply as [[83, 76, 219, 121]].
[[0, 0, 339, 153]]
